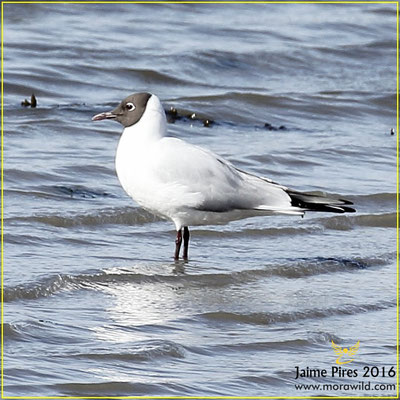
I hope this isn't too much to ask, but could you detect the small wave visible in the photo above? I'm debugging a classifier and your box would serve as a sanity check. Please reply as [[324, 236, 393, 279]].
[[7, 207, 160, 228], [5, 167, 61, 185], [176, 91, 296, 108], [4, 274, 80, 302], [352, 192, 396, 205], [76, 340, 185, 362], [256, 256, 385, 279], [195, 225, 320, 238], [319, 212, 396, 230], [120, 67, 190, 86], [368, 93, 396, 109], [56, 381, 155, 397], [367, 6, 396, 16], [56, 380, 195, 397], [199, 301, 395, 326], [213, 338, 318, 353]]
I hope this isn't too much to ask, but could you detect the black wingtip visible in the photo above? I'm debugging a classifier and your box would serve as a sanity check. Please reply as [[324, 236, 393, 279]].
[[287, 190, 355, 213]]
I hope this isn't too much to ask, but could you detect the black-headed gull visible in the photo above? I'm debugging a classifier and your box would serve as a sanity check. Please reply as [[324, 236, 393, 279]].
[[92, 93, 355, 260]]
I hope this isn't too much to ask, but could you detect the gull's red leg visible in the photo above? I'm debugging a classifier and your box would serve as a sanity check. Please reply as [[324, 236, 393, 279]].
[[174, 229, 182, 260]]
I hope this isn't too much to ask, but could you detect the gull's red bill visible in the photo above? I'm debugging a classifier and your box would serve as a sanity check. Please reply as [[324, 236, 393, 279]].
[[92, 111, 116, 121]]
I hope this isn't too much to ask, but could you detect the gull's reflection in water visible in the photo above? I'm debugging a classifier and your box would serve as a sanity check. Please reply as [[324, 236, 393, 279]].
[[171, 259, 188, 275], [91, 261, 192, 344]]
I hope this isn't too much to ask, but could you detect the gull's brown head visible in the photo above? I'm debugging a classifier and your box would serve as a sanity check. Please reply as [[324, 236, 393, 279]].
[[92, 92, 152, 127]]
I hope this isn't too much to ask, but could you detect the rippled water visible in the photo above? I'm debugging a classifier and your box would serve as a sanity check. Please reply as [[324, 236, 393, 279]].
[[3, 2, 397, 398]]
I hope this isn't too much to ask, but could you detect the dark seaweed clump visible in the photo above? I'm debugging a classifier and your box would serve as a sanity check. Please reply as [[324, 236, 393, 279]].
[[21, 94, 37, 108]]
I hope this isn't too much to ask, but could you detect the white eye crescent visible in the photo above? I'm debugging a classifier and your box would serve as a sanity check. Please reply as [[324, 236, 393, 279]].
[[126, 102, 135, 111]]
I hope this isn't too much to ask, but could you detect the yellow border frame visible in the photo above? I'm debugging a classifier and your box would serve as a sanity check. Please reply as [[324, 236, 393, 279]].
[[0, 1, 398, 399]]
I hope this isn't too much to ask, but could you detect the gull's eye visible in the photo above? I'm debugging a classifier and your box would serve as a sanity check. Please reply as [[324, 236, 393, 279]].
[[126, 102, 135, 111]]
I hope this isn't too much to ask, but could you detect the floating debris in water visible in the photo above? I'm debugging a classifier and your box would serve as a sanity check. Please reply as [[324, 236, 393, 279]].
[[390, 128, 395, 135], [264, 122, 287, 131], [166, 106, 285, 131], [164, 106, 214, 128], [53, 185, 111, 199], [168, 106, 178, 118], [21, 93, 37, 108]]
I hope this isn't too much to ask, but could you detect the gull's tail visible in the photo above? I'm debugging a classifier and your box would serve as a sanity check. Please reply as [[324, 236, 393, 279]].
[[286, 190, 356, 213]]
